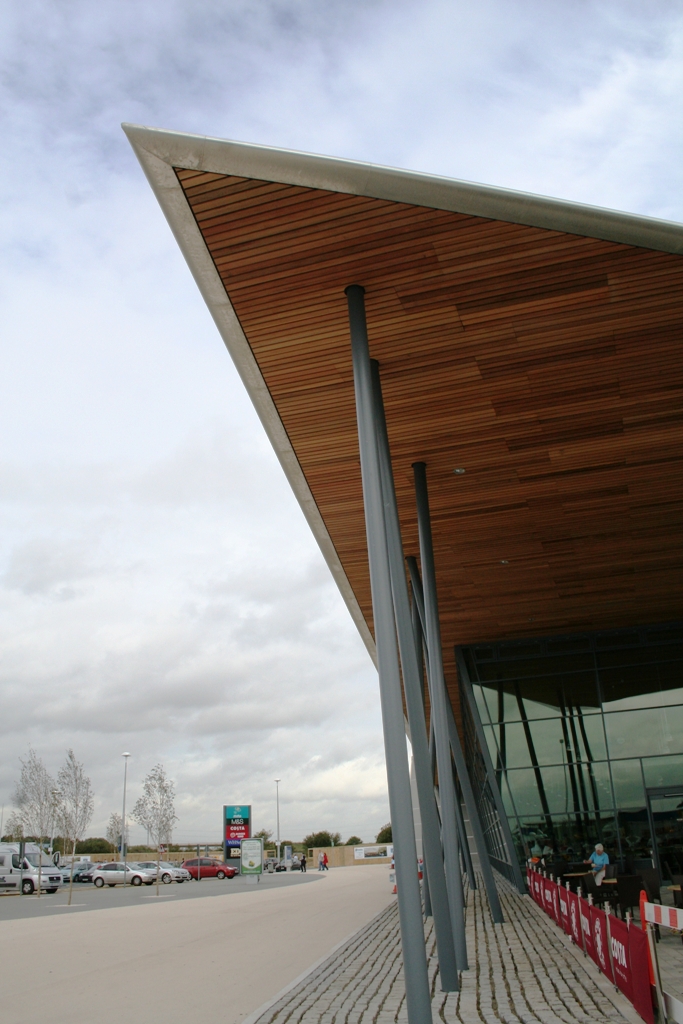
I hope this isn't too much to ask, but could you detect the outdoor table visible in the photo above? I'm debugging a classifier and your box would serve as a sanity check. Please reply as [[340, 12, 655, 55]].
[[564, 872, 590, 877]]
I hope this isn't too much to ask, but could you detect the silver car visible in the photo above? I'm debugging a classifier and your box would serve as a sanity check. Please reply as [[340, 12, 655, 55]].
[[92, 862, 155, 887], [134, 861, 191, 884]]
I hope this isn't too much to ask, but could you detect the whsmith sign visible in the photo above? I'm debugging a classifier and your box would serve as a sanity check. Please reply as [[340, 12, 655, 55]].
[[224, 805, 251, 865]]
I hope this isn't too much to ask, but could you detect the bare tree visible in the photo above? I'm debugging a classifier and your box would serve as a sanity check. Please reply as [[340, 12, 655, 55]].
[[106, 812, 128, 855], [4, 811, 24, 840], [131, 764, 177, 895], [57, 750, 94, 905], [13, 748, 60, 897]]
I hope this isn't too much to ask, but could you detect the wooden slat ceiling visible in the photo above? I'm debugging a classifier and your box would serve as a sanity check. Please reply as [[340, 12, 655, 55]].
[[176, 167, 683, 705]]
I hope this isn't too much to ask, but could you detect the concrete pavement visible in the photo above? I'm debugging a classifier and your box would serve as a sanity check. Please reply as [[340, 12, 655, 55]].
[[0, 865, 393, 1024]]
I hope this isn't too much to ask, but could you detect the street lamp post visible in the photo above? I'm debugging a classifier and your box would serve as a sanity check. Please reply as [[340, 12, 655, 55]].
[[121, 753, 130, 888], [275, 779, 281, 862]]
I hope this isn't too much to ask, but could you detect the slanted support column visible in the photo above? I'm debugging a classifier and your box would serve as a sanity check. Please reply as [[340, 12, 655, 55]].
[[455, 649, 526, 894], [412, 462, 468, 970], [345, 285, 432, 1023], [410, 470, 503, 923], [370, 361, 459, 991], [445, 696, 504, 923]]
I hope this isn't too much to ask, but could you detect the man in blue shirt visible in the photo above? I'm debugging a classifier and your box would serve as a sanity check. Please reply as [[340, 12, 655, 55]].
[[585, 843, 609, 885]]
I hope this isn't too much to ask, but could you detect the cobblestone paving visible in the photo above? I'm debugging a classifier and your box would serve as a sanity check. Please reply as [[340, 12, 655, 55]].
[[252, 876, 634, 1024]]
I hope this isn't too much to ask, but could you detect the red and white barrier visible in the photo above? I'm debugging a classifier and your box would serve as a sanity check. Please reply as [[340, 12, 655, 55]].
[[642, 900, 683, 931]]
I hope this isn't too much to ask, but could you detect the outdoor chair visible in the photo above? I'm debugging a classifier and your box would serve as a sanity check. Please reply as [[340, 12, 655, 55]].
[[672, 875, 683, 910], [605, 864, 618, 879], [582, 871, 607, 907], [639, 867, 661, 903], [615, 875, 646, 919]]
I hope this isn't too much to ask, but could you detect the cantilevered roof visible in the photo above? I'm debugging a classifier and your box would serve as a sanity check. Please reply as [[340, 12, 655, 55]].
[[124, 124, 683, 694]]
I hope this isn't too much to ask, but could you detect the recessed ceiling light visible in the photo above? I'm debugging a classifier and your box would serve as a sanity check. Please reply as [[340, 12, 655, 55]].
[[500, 559, 509, 564], [453, 467, 466, 475]]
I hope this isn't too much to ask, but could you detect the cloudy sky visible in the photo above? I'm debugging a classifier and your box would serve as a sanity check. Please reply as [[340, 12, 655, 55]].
[[1, 0, 682, 845]]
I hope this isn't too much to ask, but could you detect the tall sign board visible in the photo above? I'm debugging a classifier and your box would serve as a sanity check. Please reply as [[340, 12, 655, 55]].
[[224, 805, 251, 867]]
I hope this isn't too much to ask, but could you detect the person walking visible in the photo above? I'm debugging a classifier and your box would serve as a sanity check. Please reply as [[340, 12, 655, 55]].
[[300, 853, 306, 873], [323, 851, 329, 871], [318, 851, 324, 871]]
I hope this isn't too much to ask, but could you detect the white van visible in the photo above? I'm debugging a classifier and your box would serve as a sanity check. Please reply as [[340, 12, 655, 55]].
[[0, 843, 63, 895]]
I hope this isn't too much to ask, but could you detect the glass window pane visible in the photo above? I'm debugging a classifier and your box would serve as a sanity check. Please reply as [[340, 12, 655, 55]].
[[472, 684, 493, 725], [583, 760, 616, 813], [494, 722, 532, 769], [641, 754, 683, 790], [605, 708, 683, 759], [502, 768, 543, 816], [528, 718, 567, 767], [602, 684, 683, 713], [609, 759, 645, 810]]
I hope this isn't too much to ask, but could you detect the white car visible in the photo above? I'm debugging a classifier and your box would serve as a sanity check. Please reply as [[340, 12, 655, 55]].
[[0, 843, 63, 895], [134, 861, 191, 884], [92, 862, 155, 887]]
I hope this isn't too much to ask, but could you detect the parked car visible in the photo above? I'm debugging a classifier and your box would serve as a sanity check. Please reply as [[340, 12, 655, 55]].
[[92, 862, 155, 887], [59, 862, 93, 884], [0, 842, 63, 895], [181, 858, 237, 880], [134, 861, 191, 884], [76, 863, 99, 884]]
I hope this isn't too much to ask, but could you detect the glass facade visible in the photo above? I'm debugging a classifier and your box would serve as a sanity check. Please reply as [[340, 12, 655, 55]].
[[461, 622, 683, 878]]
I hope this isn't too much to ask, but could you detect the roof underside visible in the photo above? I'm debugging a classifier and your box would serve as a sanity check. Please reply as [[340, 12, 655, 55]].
[[125, 126, 683, 708]]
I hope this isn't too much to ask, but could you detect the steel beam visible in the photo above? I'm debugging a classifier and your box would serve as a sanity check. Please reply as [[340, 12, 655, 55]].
[[409, 479, 503, 921], [412, 463, 468, 969], [370, 360, 459, 990], [455, 649, 526, 893], [444, 695, 504, 922], [346, 285, 432, 1022]]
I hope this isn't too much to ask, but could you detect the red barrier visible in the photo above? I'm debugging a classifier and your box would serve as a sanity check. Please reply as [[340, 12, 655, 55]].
[[589, 904, 613, 982], [628, 926, 655, 1024], [527, 870, 654, 1024], [543, 878, 558, 923], [558, 885, 572, 937], [566, 888, 582, 947], [609, 914, 633, 1003], [578, 896, 595, 962]]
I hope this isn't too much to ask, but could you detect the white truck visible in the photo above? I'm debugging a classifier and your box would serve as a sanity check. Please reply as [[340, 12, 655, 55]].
[[0, 843, 64, 895]]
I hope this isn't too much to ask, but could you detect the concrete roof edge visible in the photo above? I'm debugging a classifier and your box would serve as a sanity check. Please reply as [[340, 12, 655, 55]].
[[122, 122, 683, 254], [122, 123, 378, 667]]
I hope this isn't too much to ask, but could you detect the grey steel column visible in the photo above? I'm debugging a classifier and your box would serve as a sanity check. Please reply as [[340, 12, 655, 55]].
[[411, 557, 476, 894], [371, 360, 459, 991], [412, 463, 468, 970], [455, 649, 526, 893], [444, 697, 504, 922], [408, 529, 503, 923], [411, 591, 433, 920], [346, 285, 432, 1022]]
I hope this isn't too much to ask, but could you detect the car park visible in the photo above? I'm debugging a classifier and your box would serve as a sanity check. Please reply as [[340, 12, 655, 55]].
[[134, 861, 191, 884], [181, 858, 237, 880], [92, 862, 155, 887]]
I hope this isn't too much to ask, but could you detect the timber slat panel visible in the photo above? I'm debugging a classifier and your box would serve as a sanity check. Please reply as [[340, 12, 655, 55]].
[[177, 168, 683, 714]]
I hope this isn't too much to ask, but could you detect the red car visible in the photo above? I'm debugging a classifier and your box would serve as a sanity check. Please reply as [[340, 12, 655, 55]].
[[181, 857, 237, 880]]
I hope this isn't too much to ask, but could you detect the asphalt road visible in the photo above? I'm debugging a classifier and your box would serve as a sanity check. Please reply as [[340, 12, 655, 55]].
[[0, 870, 320, 920]]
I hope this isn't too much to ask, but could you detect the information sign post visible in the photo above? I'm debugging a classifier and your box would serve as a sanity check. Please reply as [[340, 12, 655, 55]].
[[224, 805, 251, 872], [240, 838, 263, 884]]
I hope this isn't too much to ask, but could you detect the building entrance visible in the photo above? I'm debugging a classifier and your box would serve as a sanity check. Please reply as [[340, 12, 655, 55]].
[[645, 785, 683, 879]]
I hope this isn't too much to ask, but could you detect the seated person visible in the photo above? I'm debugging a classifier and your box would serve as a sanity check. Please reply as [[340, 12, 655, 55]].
[[584, 843, 609, 885]]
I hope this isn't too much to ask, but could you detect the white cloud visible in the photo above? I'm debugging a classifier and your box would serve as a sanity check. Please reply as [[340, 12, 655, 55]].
[[1, 0, 682, 843]]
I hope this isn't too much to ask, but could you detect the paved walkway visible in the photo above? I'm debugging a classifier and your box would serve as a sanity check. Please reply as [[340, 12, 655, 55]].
[[0, 866, 393, 1024], [251, 875, 641, 1024]]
